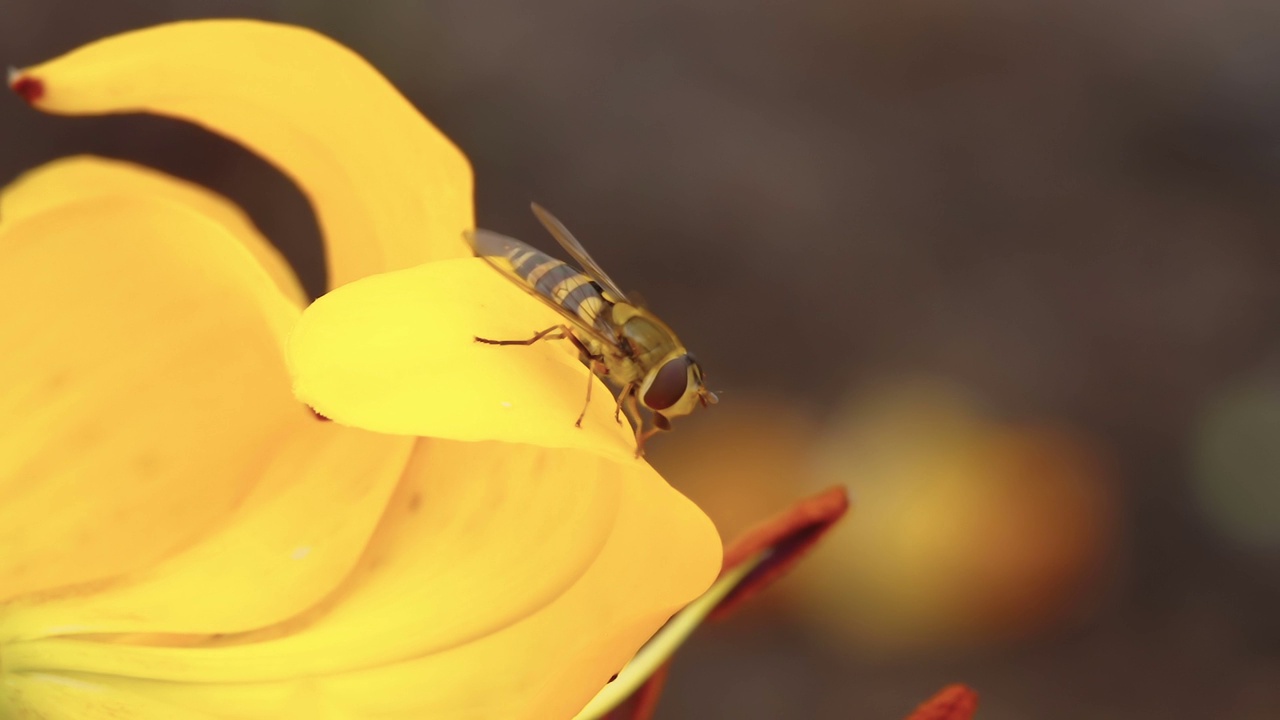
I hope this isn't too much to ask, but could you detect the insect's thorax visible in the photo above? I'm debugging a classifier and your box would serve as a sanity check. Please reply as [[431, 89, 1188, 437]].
[[594, 304, 680, 382]]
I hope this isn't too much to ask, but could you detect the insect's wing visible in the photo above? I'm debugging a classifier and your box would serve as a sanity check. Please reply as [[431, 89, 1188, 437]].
[[466, 228, 621, 351], [530, 203, 631, 301]]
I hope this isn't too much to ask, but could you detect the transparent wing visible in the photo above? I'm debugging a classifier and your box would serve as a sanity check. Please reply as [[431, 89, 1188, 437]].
[[530, 203, 631, 301], [465, 228, 622, 351]]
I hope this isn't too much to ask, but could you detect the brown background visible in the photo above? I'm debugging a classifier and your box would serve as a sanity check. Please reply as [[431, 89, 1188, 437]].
[[3, 1, 1279, 718]]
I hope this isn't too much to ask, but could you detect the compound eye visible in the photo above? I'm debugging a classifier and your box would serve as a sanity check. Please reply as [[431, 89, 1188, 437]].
[[643, 356, 692, 411]]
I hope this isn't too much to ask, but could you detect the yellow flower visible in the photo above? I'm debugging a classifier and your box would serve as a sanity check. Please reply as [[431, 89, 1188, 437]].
[[0, 20, 719, 720]]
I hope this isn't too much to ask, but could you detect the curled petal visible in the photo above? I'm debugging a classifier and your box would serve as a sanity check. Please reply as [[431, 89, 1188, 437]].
[[289, 259, 637, 459], [0, 195, 302, 606], [11, 20, 474, 287], [0, 155, 307, 308]]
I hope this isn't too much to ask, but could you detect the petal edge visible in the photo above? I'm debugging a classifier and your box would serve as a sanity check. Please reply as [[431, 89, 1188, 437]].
[[13, 20, 474, 288]]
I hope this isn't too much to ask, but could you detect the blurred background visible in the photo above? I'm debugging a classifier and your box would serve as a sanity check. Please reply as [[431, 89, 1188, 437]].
[[3, 1, 1279, 718]]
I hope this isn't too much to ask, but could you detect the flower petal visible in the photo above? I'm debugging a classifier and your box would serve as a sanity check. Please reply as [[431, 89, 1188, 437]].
[[11, 20, 474, 287], [2, 424, 413, 639], [0, 194, 303, 606], [2, 671, 218, 720], [601, 664, 670, 720], [0, 155, 307, 308], [576, 487, 850, 720], [712, 484, 851, 620], [313, 453, 719, 719], [4, 442, 720, 694], [904, 684, 979, 720], [289, 259, 637, 459]]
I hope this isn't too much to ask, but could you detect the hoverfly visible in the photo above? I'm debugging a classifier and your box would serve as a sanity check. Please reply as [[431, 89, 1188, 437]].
[[466, 203, 717, 457]]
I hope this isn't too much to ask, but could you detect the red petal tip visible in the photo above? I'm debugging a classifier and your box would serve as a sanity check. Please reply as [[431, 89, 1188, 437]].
[[9, 71, 44, 103], [711, 485, 850, 621], [904, 684, 979, 720], [601, 488, 850, 718]]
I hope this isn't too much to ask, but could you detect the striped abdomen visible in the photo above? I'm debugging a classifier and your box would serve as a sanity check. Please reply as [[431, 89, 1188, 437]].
[[506, 246, 617, 339]]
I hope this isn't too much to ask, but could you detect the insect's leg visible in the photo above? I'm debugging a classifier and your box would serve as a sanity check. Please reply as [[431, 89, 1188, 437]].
[[623, 390, 654, 458], [614, 381, 634, 425], [475, 325, 611, 432], [474, 324, 569, 346], [635, 425, 666, 458], [624, 391, 672, 458], [557, 331, 610, 429], [633, 415, 668, 458], [565, 332, 613, 374], [574, 360, 604, 428]]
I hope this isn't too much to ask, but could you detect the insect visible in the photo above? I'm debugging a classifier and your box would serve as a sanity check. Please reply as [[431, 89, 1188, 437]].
[[467, 203, 717, 457]]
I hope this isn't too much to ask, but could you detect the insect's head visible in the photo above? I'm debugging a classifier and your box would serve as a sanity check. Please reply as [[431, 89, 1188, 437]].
[[638, 350, 717, 423]]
